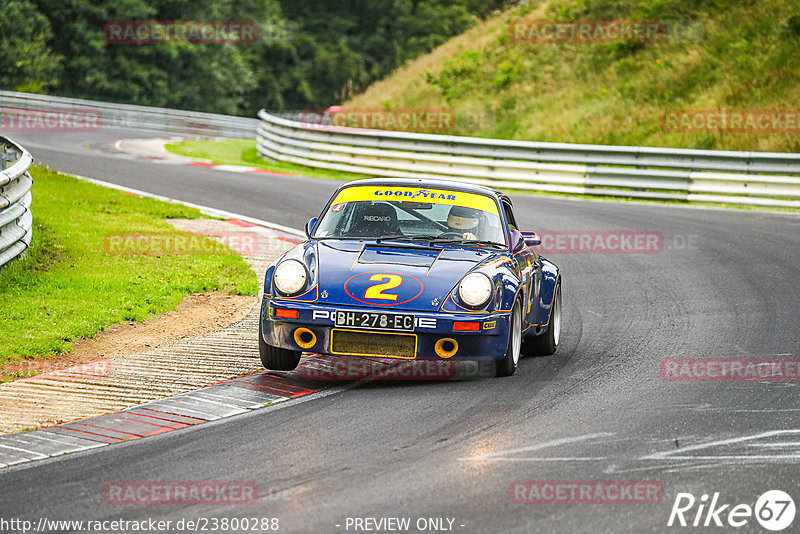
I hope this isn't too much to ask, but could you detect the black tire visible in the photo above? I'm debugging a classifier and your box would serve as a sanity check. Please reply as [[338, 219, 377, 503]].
[[259, 318, 301, 371], [496, 300, 523, 377], [523, 281, 561, 356]]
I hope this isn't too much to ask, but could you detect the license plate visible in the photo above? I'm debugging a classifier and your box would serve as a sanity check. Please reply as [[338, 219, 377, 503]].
[[334, 310, 415, 331]]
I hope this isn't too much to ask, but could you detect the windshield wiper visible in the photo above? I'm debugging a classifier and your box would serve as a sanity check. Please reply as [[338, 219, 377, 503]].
[[367, 235, 505, 250], [427, 239, 507, 250], [375, 234, 441, 243]]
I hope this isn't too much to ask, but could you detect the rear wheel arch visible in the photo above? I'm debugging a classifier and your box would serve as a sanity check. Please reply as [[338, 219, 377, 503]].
[[523, 277, 561, 357]]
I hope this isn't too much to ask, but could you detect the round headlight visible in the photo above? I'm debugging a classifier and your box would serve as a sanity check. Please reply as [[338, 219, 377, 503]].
[[274, 260, 308, 296], [458, 272, 493, 308]]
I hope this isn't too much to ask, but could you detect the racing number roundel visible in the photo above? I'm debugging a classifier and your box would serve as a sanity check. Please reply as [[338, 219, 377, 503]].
[[344, 271, 424, 306]]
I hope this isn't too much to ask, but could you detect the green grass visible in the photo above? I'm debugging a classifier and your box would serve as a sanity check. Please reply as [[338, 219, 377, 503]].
[[165, 138, 371, 182], [0, 166, 258, 366], [346, 0, 800, 153]]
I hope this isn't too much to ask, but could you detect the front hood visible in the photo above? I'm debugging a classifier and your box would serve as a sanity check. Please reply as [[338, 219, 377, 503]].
[[314, 241, 496, 311]]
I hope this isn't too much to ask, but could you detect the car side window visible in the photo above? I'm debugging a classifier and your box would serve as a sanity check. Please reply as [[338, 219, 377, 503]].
[[502, 200, 518, 231]]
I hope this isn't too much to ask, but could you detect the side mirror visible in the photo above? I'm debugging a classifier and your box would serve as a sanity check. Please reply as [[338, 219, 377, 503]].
[[305, 217, 318, 238], [510, 230, 526, 253], [522, 231, 542, 247]]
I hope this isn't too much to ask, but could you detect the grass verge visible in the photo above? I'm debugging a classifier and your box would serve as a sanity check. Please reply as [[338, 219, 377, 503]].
[[0, 166, 259, 368], [346, 0, 800, 153], [165, 138, 371, 182]]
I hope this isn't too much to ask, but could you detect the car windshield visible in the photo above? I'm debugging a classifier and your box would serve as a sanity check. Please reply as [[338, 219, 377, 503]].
[[313, 185, 507, 246]]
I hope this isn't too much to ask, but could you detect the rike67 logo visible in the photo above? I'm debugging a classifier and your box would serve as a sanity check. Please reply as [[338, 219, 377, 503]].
[[668, 490, 795, 531]]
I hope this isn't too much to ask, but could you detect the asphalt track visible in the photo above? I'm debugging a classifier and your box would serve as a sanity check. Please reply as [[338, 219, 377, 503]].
[[2, 128, 800, 533]]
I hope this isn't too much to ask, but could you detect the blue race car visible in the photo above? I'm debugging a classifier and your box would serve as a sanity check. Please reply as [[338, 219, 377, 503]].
[[259, 178, 561, 377]]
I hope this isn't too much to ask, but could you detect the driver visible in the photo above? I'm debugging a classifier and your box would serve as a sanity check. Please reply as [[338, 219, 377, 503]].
[[446, 205, 483, 240]]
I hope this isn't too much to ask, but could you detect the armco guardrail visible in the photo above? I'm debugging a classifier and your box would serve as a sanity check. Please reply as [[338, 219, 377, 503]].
[[0, 90, 258, 138], [256, 110, 800, 208], [0, 137, 33, 269]]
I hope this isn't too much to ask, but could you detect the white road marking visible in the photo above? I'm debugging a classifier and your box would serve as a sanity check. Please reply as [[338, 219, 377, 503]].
[[462, 457, 607, 462], [0, 443, 48, 459], [209, 164, 257, 173], [640, 429, 800, 461], [458, 432, 614, 461], [605, 461, 718, 475], [658, 454, 800, 460]]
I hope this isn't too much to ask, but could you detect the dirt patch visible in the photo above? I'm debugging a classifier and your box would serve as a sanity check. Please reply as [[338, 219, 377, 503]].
[[1, 291, 257, 383]]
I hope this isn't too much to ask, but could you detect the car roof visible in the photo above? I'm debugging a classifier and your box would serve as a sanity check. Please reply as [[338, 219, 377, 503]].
[[338, 178, 505, 199]]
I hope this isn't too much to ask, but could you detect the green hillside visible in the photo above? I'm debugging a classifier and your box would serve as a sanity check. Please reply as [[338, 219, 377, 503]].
[[345, 0, 800, 152]]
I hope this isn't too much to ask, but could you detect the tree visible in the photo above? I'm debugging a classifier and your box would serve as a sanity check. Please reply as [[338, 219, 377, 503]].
[[0, 1, 60, 93]]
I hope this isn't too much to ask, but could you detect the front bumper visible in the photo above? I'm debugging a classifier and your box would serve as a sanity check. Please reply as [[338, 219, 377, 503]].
[[261, 298, 511, 360]]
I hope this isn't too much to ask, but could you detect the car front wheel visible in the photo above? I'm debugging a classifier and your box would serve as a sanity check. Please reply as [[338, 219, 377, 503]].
[[496, 300, 523, 377], [259, 319, 301, 371]]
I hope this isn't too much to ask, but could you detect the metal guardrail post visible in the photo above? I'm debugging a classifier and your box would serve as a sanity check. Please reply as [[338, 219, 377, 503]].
[[1, 147, 19, 171]]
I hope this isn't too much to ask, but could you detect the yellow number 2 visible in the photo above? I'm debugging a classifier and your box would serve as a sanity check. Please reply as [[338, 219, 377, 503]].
[[363, 274, 403, 301]]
